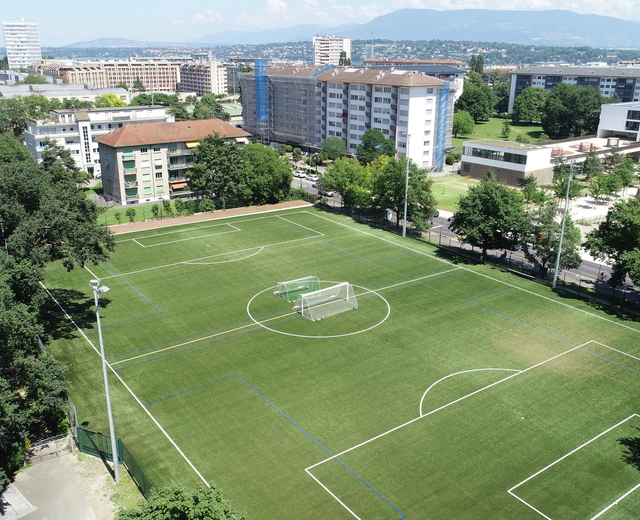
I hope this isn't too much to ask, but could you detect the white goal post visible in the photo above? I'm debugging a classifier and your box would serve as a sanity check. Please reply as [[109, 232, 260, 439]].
[[274, 276, 321, 303], [293, 282, 358, 321]]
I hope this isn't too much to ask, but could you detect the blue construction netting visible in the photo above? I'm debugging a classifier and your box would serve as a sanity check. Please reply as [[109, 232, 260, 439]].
[[435, 82, 450, 171], [255, 60, 269, 121]]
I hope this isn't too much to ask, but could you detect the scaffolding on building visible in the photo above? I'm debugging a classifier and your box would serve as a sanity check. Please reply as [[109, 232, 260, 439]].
[[435, 82, 453, 171]]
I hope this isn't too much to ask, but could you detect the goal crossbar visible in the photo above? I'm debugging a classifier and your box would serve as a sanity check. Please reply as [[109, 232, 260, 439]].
[[293, 282, 358, 321], [274, 276, 321, 303]]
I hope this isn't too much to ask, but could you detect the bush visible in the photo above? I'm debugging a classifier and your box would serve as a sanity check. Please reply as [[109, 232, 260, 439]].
[[445, 154, 456, 165], [199, 199, 215, 212], [151, 205, 160, 219], [125, 208, 136, 222], [162, 199, 172, 216], [174, 198, 185, 215], [114, 211, 122, 224], [185, 200, 196, 214]]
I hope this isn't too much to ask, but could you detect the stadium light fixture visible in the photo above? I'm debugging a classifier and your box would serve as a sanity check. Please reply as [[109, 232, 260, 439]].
[[90, 279, 120, 483]]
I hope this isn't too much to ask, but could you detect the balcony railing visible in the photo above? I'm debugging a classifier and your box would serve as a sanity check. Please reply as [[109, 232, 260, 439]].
[[123, 167, 136, 174], [124, 181, 138, 188], [167, 149, 191, 156], [169, 175, 185, 182], [126, 194, 138, 201], [122, 153, 134, 160], [168, 163, 188, 170]]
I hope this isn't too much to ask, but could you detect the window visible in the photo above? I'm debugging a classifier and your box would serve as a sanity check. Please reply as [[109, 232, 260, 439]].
[[374, 117, 382, 124], [350, 134, 357, 140], [156, 185, 164, 192], [155, 172, 163, 179], [358, 105, 366, 111], [427, 88, 433, 94], [153, 146, 160, 152], [143, 187, 152, 195], [142, 173, 151, 181], [374, 107, 382, 113], [140, 147, 148, 153], [374, 97, 383, 103], [424, 141, 430, 146], [140, 160, 150, 168], [463, 163, 470, 173]]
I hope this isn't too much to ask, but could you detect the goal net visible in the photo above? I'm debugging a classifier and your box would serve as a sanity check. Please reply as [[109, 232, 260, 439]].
[[293, 282, 358, 321], [274, 276, 321, 303]]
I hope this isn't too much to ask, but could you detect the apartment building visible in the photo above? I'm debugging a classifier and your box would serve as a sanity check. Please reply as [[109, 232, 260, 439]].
[[178, 60, 227, 96], [367, 64, 464, 102], [240, 65, 454, 170], [0, 83, 130, 104], [2, 20, 42, 70], [313, 36, 352, 66], [33, 59, 181, 92], [508, 65, 640, 112], [96, 119, 251, 204], [364, 58, 465, 68], [24, 106, 173, 178]]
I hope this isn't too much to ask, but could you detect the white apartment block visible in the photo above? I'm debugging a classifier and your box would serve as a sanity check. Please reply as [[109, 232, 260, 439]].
[[2, 20, 42, 70], [24, 106, 174, 178], [508, 65, 640, 112], [597, 101, 640, 142], [178, 60, 227, 96], [240, 66, 454, 170], [313, 36, 351, 66]]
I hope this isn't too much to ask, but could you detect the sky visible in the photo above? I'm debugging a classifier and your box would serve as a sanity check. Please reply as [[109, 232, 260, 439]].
[[3, 0, 639, 46]]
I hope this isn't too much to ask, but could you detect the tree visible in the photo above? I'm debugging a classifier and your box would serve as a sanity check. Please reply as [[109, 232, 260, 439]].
[[602, 147, 625, 174], [338, 51, 351, 66], [523, 202, 582, 277], [200, 94, 231, 121], [356, 129, 396, 165], [186, 133, 246, 203], [615, 157, 636, 196], [492, 81, 510, 114], [168, 100, 190, 121], [468, 54, 485, 75], [115, 82, 129, 91], [521, 174, 547, 205], [125, 208, 136, 222], [174, 198, 185, 215], [116, 485, 245, 520], [40, 137, 89, 184], [94, 94, 126, 108], [501, 119, 511, 139], [21, 74, 48, 84], [581, 149, 603, 180], [589, 173, 607, 207], [455, 72, 496, 123], [242, 143, 293, 204], [130, 93, 178, 106], [583, 199, 640, 287], [321, 136, 347, 161], [132, 76, 146, 93], [0, 132, 34, 164], [450, 171, 530, 257], [371, 156, 436, 231], [452, 110, 474, 138], [552, 174, 582, 202], [192, 102, 213, 120], [511, 87, 548, 124], [0, 97, 29, 137], [541, 83, 604, 139], [322, 157, 372, 207]]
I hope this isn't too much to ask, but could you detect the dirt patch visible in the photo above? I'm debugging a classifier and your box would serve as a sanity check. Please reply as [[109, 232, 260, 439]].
[[110, 200, 313, 235]]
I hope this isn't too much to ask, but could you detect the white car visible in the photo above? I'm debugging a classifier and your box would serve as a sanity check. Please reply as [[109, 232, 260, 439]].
[[306, 174, 319, 182], [293, 170, 306, 178]]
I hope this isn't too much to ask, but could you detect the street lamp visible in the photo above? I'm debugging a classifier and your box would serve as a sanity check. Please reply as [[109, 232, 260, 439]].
[[551, 162, 574, 289], [90, 279, 120, 483], [403, 133, 411, 238]]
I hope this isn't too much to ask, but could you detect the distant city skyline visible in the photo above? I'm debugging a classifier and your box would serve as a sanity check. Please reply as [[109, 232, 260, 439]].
[[3, 1, 639, 47]]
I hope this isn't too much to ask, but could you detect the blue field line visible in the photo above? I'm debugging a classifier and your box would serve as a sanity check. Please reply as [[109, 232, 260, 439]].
[[285, 225, 415, 264], [101, 262, 163, 312], [145, 374, 405, 520], [579, 348, 640, 375], [114, 327, 261, 372]]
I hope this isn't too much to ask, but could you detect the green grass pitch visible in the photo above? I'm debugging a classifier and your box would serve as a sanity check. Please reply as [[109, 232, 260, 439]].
[[44, 207, 640, 520]]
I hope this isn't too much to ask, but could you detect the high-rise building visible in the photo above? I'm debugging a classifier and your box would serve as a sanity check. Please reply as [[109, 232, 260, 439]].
[[2, 19, 42, 70], [312, 36, 351, 67], [239, 65, 454, 170]]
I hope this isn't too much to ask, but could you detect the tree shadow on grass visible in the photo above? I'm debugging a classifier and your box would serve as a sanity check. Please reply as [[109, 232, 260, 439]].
[[40, 288, 112, 341], [619, 428, 640, 472]]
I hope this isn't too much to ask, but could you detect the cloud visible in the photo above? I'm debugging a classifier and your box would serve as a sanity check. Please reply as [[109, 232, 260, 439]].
[[266, 0, 288, 13], [192, 10, 225, 24], [171, 19, 185, 25]]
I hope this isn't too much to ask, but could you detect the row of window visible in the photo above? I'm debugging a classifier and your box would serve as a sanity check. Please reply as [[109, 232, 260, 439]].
[[467, 147, 527, 165]]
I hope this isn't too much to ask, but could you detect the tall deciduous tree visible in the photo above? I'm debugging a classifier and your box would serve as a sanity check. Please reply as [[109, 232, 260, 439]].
[[581, 149, 604, 179], [94, 94, 126, 108], [450, 171, 529, 257], [356, 129, 396, 164], [321, 136, 347, 161], [583, 199, 640, 287], [242, 143, 292, 204], [322, 157, 372, 208], [524, 202, 582, 276], [455, 72, 496, 123], [200, 94, 231, 121], [186, 134, 246, 203], [541, 83, 604, 139], [0, 97, 29, 138], [511, 87, 549, 124], [452, 110, 474, 137]]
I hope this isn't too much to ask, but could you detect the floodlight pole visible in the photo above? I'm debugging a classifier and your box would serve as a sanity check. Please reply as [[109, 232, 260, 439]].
[[90, 279, 120, 483], [551, 162, 574, 289], [403, 133, 410, 237]]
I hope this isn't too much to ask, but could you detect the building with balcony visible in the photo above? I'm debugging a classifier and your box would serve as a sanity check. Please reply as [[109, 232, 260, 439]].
[[313, 36, 351, 66], [0, 83, 130, 104], [2, 20, 41, 70], [364, 58, 465, 68], [597, 101, 640, 142], [240, 65, 454, 170], [508, 65, 640, 112], [96, 119, 251, 204], [178, 60, 227, 96], [24, 105, 173, 178]]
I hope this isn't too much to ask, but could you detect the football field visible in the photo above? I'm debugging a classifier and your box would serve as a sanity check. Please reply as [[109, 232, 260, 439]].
[[44, 207, 640, 519]]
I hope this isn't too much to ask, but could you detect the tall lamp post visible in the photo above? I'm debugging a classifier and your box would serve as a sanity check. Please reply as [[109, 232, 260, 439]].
[[90, 279, 120, 483], [402, 133, 411, 237], [551, 162, 574, 289]]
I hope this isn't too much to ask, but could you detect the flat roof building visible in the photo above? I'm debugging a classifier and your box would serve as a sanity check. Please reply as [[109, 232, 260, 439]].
[[2, 20, 42, 70], [313, 36, 351, 67], [96, 119, 250, 204]]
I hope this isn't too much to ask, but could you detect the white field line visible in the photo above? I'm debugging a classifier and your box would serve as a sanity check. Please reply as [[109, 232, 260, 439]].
[[304, 470, 363, 520], [111, 310, 300, 366], [116, 221, 241, 243], [508, 494, 553, 520], [39, 282, 210, 488], [590, 340, 640, 363], [508, 414, 640, 520], [305, 211, 640, 335], [184, 247, 265, 265], [99, 235, 324, 280], [419, 368, 521, 417], [306, 342, 587, 474], [133, 225, 241, 248], [112, 204, 312, 237], [591, 482, 640, 520], [276, 214, 326, 236], [85, 265, 100, 280]]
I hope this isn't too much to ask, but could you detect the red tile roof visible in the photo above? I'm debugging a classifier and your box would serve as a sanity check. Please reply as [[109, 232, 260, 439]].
[[96, 119, 250, 148]]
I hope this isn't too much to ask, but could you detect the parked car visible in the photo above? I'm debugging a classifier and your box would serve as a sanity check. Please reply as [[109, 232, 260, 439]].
[[317, 189, 335, 197], [306, 174, 319, 182], [293, 170, 306, 178]]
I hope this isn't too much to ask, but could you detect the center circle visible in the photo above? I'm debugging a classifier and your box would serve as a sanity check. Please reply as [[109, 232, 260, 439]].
[[246, 282, 391, 339]]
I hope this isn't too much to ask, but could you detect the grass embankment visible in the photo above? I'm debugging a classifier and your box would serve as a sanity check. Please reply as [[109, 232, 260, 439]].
[[451, 117, 544, 153]]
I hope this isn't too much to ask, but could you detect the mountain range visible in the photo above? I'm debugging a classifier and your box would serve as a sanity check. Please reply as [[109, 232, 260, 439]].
[[65, 9, 640, 49]]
